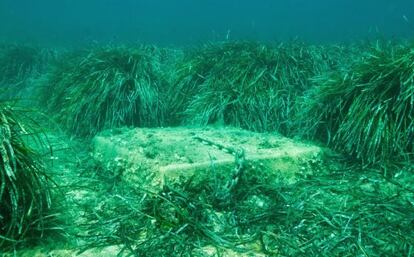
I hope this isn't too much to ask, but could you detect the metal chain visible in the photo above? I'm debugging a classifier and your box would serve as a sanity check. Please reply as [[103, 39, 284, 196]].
[[193, 136, 246, 193]]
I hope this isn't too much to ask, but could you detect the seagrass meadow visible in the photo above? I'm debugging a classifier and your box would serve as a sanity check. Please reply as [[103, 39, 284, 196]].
[[0, 40, 413, 257]]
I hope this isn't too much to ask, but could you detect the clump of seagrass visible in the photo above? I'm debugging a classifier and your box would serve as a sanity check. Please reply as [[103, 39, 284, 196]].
[[0, 102, 54, 249], [0, 45, 40, 84], [42, 45, 166, 137], [0, 45, 40, 97], [0, 45, 59, 99], [169, 41, 328, 134], [299, 42, 414, 164]]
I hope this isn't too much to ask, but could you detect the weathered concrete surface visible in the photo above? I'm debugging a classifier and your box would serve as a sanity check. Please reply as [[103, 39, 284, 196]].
[[92, 126, 323, 187]]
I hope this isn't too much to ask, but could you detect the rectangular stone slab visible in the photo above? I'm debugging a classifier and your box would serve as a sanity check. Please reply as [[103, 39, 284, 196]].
[[92, 127, 323, 187]]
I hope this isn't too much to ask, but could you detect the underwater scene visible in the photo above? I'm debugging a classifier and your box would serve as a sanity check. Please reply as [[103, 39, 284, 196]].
[[0, 0, 413, 256]]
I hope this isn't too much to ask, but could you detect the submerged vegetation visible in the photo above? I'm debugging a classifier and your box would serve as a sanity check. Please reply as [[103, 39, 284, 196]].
[[1, 40, 413, 256], [299, 42, 414, 165], [169, 41, 337, 134], [76, 154, 414, 256], [0, 45, 40, 85], [0, 45, 57, 98], [0, 102, 57, 250], [41, 45, 168, 137]]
